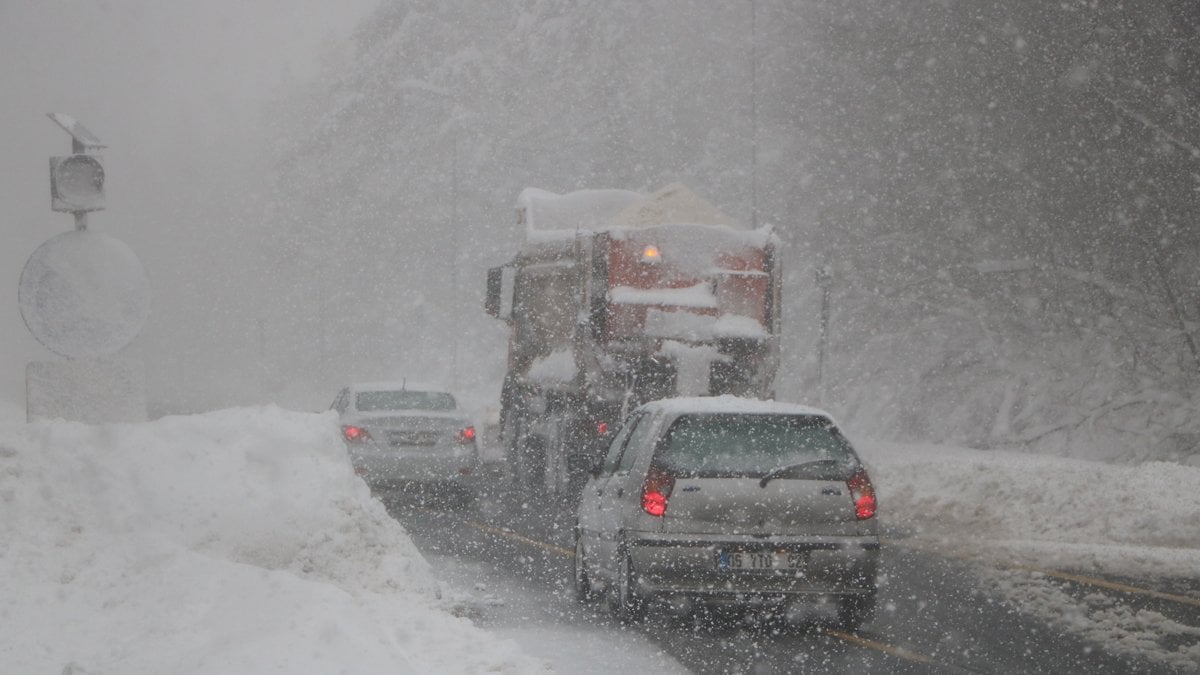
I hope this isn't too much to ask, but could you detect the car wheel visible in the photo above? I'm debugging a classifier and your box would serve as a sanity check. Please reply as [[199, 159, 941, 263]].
[[838, 590, 876, 631], [610, 552, 646, 623], [572, 530, 594, 602]]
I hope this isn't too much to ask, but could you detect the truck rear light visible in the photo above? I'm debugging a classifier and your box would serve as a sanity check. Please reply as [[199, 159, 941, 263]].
[[642, 465, 675, 517], [342, 425, 370, 443], [847, 467, 877, 520], [640, 244, 662, 263], [457, 426, 476, 444]]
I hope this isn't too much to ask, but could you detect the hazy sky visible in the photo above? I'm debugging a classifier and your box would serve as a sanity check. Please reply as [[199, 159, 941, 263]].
[[1, 1, 377, 407]]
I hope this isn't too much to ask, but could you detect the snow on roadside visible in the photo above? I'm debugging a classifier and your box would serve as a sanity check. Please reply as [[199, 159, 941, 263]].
[[0, 406, 545, 674], [978, 567, 1200, 671], [857, 439, 1200, 578], [857, 438, 1200, 670]]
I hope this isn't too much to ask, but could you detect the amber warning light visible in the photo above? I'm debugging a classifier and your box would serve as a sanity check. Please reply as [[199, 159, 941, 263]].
[[640, 244, 662, 263]]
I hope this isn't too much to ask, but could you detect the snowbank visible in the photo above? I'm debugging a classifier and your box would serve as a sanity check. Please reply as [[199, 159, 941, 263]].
[[0, 407, 542, 674], [858, 439, 1200, 577]]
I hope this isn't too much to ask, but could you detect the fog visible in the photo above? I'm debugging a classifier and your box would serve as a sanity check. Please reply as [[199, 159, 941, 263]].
[[3, 2, 1198, 464], [1, 1, 375, 412], [3, 5, 1200, 670]]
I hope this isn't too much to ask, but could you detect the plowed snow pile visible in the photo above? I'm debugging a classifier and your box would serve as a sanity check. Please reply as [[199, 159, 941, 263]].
[[0, 406, 542, 674], [859, 440, 1200, 576]]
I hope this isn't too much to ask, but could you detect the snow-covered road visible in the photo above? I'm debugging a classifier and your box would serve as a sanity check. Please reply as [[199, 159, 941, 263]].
[[390, 479, 1198, 673]]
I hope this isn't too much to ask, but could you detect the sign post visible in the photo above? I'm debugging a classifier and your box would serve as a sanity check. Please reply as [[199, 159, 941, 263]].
[[20, 114, 150, 422]]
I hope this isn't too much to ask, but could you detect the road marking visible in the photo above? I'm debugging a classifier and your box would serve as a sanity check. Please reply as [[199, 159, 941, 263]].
[[885, 538, 1200, 609], [825, 629, 936, 665], [466, 520, 574, 557], [1008, 565, 1200, 608]]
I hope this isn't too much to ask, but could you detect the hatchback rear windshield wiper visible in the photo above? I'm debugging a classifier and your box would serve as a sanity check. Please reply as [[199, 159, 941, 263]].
[[758, 458, 843, 488]]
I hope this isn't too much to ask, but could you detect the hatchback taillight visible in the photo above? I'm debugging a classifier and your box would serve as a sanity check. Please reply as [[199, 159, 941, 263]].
[[642, 465, 676, 517], [342, 425, 370, 443], [847, 467, 877, 520]]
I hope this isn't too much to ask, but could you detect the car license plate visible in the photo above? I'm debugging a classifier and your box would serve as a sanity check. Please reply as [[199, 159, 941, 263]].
[[388, 431, 438, 447], [716, 549, 805, 572]]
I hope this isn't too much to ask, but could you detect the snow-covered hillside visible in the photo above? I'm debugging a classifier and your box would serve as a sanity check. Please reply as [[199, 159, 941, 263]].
[[0, 405, 542, 674]]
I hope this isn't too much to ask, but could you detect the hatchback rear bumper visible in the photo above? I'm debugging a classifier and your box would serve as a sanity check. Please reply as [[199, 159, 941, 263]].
[[625, 531, 879, 601]]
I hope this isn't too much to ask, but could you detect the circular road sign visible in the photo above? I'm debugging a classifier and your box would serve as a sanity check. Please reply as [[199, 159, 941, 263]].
[[19, 230, 151, 358]]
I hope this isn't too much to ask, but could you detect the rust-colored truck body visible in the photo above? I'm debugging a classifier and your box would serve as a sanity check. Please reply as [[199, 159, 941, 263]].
[[485, 184, 781, 492]]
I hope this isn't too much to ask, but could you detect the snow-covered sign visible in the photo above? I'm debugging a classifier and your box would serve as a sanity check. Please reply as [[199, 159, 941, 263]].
[[19, 230, 151, 358]]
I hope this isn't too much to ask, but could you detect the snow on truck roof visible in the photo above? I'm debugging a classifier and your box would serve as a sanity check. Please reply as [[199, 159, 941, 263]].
[[609, 182, 740, 228], [517, 187, 641, 231], [519, 183, 774, 244]]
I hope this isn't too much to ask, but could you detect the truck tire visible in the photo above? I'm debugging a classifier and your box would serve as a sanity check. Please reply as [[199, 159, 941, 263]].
[[546, 415, 571, 496], [502, 399, 546, 492], [519, 434, 546, 492]]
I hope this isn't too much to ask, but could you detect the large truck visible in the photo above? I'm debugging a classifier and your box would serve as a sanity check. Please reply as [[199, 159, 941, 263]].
[[485, 183, 782, 494]]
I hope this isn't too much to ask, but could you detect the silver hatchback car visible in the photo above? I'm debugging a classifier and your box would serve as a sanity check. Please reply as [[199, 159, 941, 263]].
[[332, 383, 480, 500], [573, 396, 879, 628]]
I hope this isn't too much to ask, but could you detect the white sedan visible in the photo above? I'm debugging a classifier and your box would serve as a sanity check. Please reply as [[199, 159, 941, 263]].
[[331, 383, 480, 502]]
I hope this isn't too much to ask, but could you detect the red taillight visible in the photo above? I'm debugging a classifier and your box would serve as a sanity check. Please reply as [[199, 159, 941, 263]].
[[847, 467, 877, 520], [458, 426, 476, 443], [641, 465, 675, 517], [596, 421, 608, 436], [342, 425, 369, 443]]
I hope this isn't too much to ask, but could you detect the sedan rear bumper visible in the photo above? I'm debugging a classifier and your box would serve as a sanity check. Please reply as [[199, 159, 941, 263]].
[[348, 444, 479, 486]]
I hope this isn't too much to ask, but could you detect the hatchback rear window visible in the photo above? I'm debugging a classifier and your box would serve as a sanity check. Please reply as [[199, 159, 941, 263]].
[[355, 391, 456, 412], [655, 413, 858, 478]]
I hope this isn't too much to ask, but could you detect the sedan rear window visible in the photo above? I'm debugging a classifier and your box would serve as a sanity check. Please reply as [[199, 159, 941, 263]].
[[355, 391, 456, 412], [656, 413, 858, 478]]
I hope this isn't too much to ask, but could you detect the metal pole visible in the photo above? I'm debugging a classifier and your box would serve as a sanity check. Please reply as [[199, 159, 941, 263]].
[[816, 266, 831, 404], [450, 124, 460, 390], [749, 0, 758, 229]]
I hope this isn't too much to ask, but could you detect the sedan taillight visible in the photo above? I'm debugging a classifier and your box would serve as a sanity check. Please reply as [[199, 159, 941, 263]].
[[457, 426, 476, 444], [847, 467, 877, 520]]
